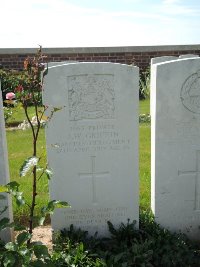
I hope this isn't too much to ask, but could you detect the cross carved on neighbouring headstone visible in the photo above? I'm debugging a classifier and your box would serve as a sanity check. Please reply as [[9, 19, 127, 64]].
[[79, 156, 110, 204], [178, 150, 200, 211]]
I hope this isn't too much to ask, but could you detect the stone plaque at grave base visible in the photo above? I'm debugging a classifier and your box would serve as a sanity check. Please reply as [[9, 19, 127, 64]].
[[43, 63, 139, 236], [0, 85, 13, 242], [151, 58, 200, 240]]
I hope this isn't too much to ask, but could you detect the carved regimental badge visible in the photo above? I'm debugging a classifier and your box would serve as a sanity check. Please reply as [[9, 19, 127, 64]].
[[180, 70, 200, 114], [68, 74, 115, 121]]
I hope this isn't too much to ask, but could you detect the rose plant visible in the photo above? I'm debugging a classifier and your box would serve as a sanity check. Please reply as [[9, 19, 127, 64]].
[[0, 47, 70, 266]]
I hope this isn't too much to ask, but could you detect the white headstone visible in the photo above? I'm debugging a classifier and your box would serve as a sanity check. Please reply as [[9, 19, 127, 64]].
[[151, 56, 178, 65], [0, 84, 13, 242], [43, 62, 139, 236], [179, 54, 199, 59], [151, 58, 200, 239]]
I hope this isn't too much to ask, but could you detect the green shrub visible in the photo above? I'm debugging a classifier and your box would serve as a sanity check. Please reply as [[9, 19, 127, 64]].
[[0, 69, 42, 105], [0, 69, 20, 99]]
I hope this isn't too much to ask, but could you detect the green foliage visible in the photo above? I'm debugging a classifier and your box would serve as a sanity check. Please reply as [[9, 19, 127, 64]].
[[39, 200, 70, 226], [52, 224, 106, 266], [4, 181, 25, 207], [0, 230, 52, 267], [139, 68, 150, 100], [51, 242, 106, 266], [55, 211, 200, 267]]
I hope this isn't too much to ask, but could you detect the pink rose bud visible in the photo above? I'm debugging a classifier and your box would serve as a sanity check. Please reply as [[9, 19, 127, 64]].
[[6, 92, 15, 100]]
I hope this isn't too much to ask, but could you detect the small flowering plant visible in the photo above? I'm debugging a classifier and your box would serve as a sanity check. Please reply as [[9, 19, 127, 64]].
[[0, 46, 69, 260]]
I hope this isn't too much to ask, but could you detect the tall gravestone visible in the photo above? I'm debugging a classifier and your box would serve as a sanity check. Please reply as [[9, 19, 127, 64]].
[[151, 58, 200, 239], [43, 62, 139, 236], [0, 84, 13, 242]]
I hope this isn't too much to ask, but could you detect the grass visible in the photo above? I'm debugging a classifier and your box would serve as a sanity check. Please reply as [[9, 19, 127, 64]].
[[6, 105, 40, 126], [6, 128, 49, 222], [139, 123, 150, 209], [139, 98, 150, 209], [139, 98, 150, 114], [6, 99, 151, 222]]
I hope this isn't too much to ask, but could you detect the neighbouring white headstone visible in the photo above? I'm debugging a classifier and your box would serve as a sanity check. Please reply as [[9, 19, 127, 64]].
[[151, 58, 200, 239], [151, 56, 178, 65], [43, 62, 139, 236], [150, 56, 178, 115], [0, 83, 13, 242], [179, 54, 199, 59]]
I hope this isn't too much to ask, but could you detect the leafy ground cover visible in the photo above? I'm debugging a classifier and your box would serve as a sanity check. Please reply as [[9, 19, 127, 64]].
[[52, 212, 200, 266]]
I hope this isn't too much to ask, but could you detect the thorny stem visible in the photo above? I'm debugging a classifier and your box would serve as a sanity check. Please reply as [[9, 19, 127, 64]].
[[28, 106, 47, 244], [27, 103, 40, 245], [24, 91, 42, 244], [24, 104, 35, 141], [22, 47, 47, 245]]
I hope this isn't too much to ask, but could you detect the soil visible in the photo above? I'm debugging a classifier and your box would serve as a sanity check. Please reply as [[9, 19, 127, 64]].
[[15, 225, 53, 252], [32, 225, 53, 251]]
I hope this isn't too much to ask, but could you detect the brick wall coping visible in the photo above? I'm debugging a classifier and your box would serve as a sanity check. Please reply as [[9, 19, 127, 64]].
[[0, 44, 200, 54]]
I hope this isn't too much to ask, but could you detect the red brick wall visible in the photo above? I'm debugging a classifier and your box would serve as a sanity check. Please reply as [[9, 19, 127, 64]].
[[0, 45, 200, 72]]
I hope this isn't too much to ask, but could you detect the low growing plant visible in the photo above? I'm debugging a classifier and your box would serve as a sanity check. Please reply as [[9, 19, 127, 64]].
[[55, 210, 200, 267]]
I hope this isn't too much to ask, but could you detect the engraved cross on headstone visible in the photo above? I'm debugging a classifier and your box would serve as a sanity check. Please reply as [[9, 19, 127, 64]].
[[178, 150, 200, 211], [79, 156, 109, 204]]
